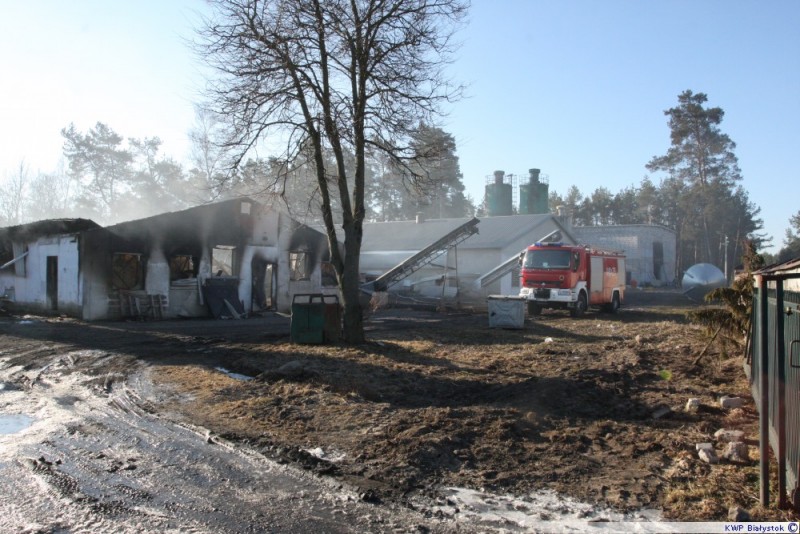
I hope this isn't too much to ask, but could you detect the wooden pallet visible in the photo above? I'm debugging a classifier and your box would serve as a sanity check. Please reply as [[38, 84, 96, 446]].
[[108, 291, 169, 320]]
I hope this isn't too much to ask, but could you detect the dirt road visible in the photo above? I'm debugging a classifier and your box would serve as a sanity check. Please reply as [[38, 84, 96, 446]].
[[1, 288, 794, 529], [0, 322, 474, 533]]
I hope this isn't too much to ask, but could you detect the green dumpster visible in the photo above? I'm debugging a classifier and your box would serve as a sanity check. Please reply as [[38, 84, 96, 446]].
[[291, 294, 341, 344], [321, 294, 342, 342]]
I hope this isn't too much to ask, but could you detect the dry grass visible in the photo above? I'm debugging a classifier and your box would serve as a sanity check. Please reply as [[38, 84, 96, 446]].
[[145, 306, 798, 521]]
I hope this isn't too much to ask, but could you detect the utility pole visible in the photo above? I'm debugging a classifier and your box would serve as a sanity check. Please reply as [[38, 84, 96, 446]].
[[724, 235, 729, 281]]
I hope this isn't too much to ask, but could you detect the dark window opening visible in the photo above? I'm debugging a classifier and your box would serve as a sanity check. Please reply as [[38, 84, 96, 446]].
[[112, 253, 143, 290], [289, 251, 309, 281], [0, 240, 12, 266], [1, 242, 28, 276], [170, 255, 195, 281], [212, 246, 237, 277]]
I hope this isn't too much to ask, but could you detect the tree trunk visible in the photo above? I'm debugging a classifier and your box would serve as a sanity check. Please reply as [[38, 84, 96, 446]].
[[340, 222, 365, 344]]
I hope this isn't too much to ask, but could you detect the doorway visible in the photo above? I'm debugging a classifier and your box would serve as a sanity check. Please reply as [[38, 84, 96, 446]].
[[251, 257, 277, 311], [46, 256, 58, 311], [653, 242, 664, 281]]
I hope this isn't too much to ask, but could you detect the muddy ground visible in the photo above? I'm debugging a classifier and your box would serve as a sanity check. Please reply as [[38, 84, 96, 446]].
[[2, 288, 798, 526]]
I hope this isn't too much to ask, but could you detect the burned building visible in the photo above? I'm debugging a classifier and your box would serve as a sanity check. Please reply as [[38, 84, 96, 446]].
[[1, 198, 334, 320]]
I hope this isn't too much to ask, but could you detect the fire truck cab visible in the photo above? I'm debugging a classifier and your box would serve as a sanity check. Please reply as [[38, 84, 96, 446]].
[[518, 242, 625, 317]]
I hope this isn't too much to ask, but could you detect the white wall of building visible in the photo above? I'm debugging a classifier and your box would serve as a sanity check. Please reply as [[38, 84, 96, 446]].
[[573, 225, 677, 287], [0, 235, 82, 315]]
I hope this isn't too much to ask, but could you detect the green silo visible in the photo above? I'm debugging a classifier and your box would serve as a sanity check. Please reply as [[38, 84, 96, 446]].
[[519, 168, 549, 214], [485, 170, 513, 216]]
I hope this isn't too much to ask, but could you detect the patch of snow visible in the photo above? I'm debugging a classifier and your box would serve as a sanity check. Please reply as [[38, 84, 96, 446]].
[[424, 487, 662, 532], [214, 367, 253, 381], [0, 413, 34, 435], [0, 371, 84, 460], [304, 446, 347, 463]]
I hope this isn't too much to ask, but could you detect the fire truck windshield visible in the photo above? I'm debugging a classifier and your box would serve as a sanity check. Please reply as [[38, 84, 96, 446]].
[[523, 249, 571, 269]]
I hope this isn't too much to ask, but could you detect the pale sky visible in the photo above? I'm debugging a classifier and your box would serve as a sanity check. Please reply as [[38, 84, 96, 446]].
[[1, 1, 798, 253]]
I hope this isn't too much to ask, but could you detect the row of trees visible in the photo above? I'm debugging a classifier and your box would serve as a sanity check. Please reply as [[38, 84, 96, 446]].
[[0, 90, 786, 283], [549, 174, 765, 279], [0, 120, 475, 228], [0, 91, 788, 280]]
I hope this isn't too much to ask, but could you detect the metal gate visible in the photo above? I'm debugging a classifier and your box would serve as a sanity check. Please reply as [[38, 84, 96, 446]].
[[749, 272, 800, 510]]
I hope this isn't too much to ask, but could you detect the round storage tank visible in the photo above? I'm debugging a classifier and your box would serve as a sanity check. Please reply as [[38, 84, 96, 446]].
[[519, 183, 532, 215], [519, 182, 549, 214], [519, 168, 549, 214], [486, 183, 513, 216], [682, 263, 727, 301], [532, 182, 549, 213], [485, 170, 513, 216]]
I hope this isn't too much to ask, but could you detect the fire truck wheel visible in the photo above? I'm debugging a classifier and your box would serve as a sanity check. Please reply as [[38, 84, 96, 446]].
[[527, 302, 542, 316], [570, 292, 587, 318], [606, 293, 620, 314]]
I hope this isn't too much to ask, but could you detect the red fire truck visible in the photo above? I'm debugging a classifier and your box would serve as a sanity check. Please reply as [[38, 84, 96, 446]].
[[518, 242, 626, 317]]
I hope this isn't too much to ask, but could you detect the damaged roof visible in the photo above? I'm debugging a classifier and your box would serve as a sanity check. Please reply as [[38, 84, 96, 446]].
[[93, 197, 262, 250], [0, 219, 100, 241]]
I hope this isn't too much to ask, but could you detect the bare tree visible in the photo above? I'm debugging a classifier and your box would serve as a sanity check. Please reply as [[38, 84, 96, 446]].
[[188, 105, 228, 201], [196, 0, 467, 342], [0, 161, 29, 226], [26, 163, 77, 221]]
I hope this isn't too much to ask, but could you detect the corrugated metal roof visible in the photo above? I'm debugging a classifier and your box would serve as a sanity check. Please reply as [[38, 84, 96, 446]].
[[574, 223, 676, 234], [464, 214, 567, 249], [359, 214, 573, 251], [360, 218, 470, 251], [754, 256, 800, 276]]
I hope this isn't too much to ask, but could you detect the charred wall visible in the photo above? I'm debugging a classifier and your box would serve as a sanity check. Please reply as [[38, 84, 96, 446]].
[[78, 198, 334, 318]]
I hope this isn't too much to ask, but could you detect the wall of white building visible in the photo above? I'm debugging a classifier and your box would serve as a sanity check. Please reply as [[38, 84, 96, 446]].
[[0, 234, 83, 315], [572, 225, 677, 287]]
